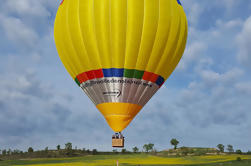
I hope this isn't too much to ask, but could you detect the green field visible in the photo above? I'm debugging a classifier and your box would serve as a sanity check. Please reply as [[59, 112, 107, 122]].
[[1, 154, 251, 166]]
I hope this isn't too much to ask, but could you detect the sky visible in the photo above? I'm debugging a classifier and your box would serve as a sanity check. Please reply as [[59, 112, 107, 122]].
[[0, 0, 251, 152]]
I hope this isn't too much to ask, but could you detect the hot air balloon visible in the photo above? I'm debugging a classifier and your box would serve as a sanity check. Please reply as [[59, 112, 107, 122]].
[[54, 0, 187, 147]]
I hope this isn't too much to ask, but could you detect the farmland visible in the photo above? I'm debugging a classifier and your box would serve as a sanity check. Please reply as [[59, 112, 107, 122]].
[[1, 154, 251, 166]]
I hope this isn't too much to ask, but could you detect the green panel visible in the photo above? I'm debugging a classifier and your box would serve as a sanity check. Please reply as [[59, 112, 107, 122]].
[[124, 69, 135, 78], [124, 69, 145, 79], [75, 78, 80, 86], [133, 70, 144, 79]]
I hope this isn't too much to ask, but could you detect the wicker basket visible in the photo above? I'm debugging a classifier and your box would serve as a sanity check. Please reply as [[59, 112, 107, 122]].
[[112, 138, 124, 148]]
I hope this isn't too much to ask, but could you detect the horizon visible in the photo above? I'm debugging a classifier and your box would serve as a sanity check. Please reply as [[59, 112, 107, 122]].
[[0, 142, 245, 153]]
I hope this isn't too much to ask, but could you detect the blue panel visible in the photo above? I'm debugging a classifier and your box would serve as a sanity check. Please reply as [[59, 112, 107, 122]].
[[103, 68, 113, 77], [112, 68, 124, 77], [103, 68, 124, 77], [177, 0, 182, 5], [156, 76, 165, 86]]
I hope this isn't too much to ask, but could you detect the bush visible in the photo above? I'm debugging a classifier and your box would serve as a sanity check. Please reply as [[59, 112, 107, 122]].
[[180, 147, 189, 156], [92, 149, 98, 155], [247, 151, 251, 155], [236, 149, 242, 154], [28, 147, 34, 153], [193, 149, 207, 156], [236, 157, 242, 161]]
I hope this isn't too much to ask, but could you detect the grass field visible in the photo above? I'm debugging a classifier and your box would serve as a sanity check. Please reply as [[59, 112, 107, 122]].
[[0, 154, 251, 166]]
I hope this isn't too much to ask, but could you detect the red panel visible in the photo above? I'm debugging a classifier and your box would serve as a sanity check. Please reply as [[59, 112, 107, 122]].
[[76, 69, 104, 84], [86, 71, 95, 80], [77, 72, 88, 84], [142, 71, 159, 83], [93, 69, 104, 78]]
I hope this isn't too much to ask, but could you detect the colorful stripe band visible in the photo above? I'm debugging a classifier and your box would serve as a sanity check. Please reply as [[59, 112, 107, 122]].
[[75, 68, 165, 87]]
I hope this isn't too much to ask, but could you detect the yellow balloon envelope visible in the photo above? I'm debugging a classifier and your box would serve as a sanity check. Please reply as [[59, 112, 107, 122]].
[[54, 0, 188, 132]]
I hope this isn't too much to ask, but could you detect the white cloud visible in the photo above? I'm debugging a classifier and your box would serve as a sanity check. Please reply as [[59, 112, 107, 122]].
[[133, 66, 251, 150], [200, 70, 220, 85], [236, 16, 251, 67], [0, 14, 38, 48], [187, 3, 203, 26], [216, 19, 243, 29], [178, 42, 207, 71], [0, 65, 109, 150], [197, 68, 243, 89], [2, 0, 51, 17], [235, 82, 251, 95]]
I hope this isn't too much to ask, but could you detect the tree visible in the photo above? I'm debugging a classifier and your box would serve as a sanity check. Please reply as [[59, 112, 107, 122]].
[[65, 142, 72, 151], [143, 143, 154, 153], [227, 145, 234, 153], [148, 143, 154, 152], [2, 149, 7, 155], [7, 149, 12, 155], [28, 147, 34, 153], [92, 149, 98, 155], [65, 142, 72, 155], [86, 149, 90, 154], [170, 138, 179, 150], [112, 149, 118, 153], [217, 144, 225, 153], [57, 145, 61, 151], [13, 149, 21, 155], [236, 157, 242, 161], [236, 149, 242, 154], [45, 147, 49, 153], [143, 144, 148, 152], [132, 146, 139, 153]]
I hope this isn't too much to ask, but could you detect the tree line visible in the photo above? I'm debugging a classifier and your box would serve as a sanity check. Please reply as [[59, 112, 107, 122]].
[[216, 144, 247, 154], [0, 142, 99, 159], [1, 139, 250, 159]]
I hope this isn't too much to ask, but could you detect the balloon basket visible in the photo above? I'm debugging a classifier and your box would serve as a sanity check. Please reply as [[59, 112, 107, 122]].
[[112, 133, 124, 148]]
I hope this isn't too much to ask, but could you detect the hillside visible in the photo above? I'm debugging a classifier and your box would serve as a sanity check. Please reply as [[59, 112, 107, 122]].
[[161, 147, 219, 156]]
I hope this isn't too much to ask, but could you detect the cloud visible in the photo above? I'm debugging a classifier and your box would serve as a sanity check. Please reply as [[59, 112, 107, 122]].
[[178, 42, 207, 71], [235, 82, 251, 95], [0, 14, 39, 48], [186, 2, 203, 26], [0, 65, 109, 150], [236, 16, 251, 67], [199, 68, 243, 87], [1, 0, 56, 17], [144, 67, 250, 150]]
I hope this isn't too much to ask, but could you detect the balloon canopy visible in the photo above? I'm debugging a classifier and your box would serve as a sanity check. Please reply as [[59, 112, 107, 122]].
[[54, 0, 188, 132]]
